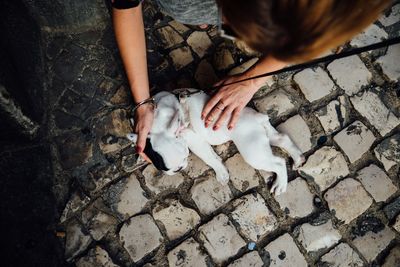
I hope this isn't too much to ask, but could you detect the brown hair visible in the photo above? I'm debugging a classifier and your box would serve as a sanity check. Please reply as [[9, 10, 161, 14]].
[[218, 0, 391, 62]]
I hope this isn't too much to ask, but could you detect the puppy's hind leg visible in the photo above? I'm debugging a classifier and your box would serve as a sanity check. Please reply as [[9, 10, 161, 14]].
[[258, 115, 305, 169]]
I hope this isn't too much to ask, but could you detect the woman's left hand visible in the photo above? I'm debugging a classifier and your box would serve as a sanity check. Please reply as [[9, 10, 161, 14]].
[[201, 73, 264, 131]]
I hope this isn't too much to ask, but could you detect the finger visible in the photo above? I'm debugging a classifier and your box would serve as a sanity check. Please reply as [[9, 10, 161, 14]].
[[205, 105, 225, 128], [202, 94, 222, 120], [227, 108, 242, 130], [139, 152, 152, 163], [136, 128, 149, 153], [213, 106, 234, 130]]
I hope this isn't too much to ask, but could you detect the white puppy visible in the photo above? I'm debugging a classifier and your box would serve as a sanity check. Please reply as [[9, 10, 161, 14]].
[[128, 90, 305, 195]]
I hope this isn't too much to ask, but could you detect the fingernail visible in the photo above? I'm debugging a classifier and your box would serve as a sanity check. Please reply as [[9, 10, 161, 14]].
[[228, 125, 233, 130], [205, 123, 209, 128], [213, 125, 218, 131], [201, 114, 204, 120], [136, 146, 142, 153]]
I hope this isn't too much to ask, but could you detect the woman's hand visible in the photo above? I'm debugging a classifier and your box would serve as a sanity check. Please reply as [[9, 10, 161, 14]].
[[201, 73, 264, 130], [134, 103, 154, 163]]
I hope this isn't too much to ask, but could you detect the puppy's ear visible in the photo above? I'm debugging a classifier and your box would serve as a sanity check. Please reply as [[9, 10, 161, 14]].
[[126, 133, 138, 143]]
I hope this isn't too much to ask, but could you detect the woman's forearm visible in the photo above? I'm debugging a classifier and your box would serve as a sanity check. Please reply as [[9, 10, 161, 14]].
[[244, 55, 287, 89], [112, 4, 149, 103]]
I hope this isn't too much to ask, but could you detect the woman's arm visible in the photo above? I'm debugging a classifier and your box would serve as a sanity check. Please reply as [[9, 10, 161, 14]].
[[112, 3, 153, 157], [202, 55, 287, 130]]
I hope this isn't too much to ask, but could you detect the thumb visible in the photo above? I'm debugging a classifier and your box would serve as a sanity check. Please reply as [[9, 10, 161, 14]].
[[136, 128, 149, 153]]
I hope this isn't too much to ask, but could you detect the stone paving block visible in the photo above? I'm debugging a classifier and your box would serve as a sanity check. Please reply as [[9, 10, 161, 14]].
[[324, 178, 373, 224], [277, 115, 312, 153], [299, 147, 349, 191], [356, 164, 397, 202], [333, 121, 375, 163], [65, 219, 93, 261], [168, 20, 190, 34], [382, 245, 400, 267], [352, 226, 396, 262], [253, 90, 295, 120], [319, 242, 364, 267], [187, 31, 212, 57], [379, 4, 400, 27], [315, 97, 348, 135], [119, 214, 163, 262], [327, 55, 371, 95], [293, 67, 336, 102], [393, 214, 400, 233], [264, 233, 307, 267], [214, 47, 235, 70], [374, 134, 400, 172], [350, 24, 388, 47], [227, 251, 263, 267], [228, 58, 259, 76], [156, 26, 184, 48], [198, 214, 245, 264], [81, 202, 118, 241], [184, 153, 210, 178], [60, 191, 90, 223], [194, 59, 219, 89], [230, 193, 278, 241], [225, 153, 259, 192], [167, 238, 208, 267], [169, 46, 193, 70], [296, 219, 341, 252], [190, 176, 232, 215], [94, 109, 132, 138], [142, 164, 185, 194], [103, 173, 148, 219], [152, 200, 200, 240], [350, 91, 400, 136], [377, 43, 400, 81], [76, 246, 118, 267], [56, 132, 93, 170], [86, 164, 121, 195], [274, 177, 315, 218]]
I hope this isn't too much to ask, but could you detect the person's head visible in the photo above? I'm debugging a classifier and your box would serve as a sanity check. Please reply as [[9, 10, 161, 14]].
[[218, 0, 391, 63]]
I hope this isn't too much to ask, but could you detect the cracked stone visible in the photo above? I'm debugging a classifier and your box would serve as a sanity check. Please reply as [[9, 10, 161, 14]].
[[194, 59, 219, 89], [299, 146, 349, 191], [319, 242, 363, 267], [167, 238, 208, 267], [350, 24, 388, 47], [333, 121, 375, 163], [152, 200, 200, 240], [142, 164, 185, 194], [213, 46, 235, 70], [198, 214, 245, 264], [86, 164, 121, 194], [228, 58, 259, 76], [351, 91, 400, 136], [296, 219, 341, 252], [277, 115, 312, 153], [324, 178, 373, 224], [294, 67, 336, 102], [103, 173, 149, 219], [264, 233, 307, 267], [227, 251, 263, 267], [65, 219, 93, 261], [356, 164, 397, 202], [225, 154, 259, 192], [184, 153, 210, 178], [382, 246, 400, 267], [377, 43, 400, 81], [315, 97, 349, 134], [119, 214, 163, 262], [155, 26, 183, 49], [230, 193, 278, 241], [121, 154, 137, 173], [379, 4, 400, 27], [187, 31, 212, 57], [327, 55, 371, 95], [254, 90, 295, 121], [374, 134, 400, 172], [190, 175, 232, 215], [76, 246, 119, 267], [169, 46, 193, 70], [274, 177, 315, 218], [81, 202, 118, 241], [60, 191, 90, 223], [352, 226, 396, 262]]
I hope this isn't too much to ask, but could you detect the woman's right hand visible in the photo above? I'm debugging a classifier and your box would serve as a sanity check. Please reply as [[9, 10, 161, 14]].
[[134, 103, 154, 162]]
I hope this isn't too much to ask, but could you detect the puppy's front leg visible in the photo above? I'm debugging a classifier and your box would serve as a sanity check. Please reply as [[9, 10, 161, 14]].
[[181, 129, 229, 185]]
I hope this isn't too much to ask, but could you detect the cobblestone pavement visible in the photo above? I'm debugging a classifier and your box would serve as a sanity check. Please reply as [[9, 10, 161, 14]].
[[50, 1, 400, 266]]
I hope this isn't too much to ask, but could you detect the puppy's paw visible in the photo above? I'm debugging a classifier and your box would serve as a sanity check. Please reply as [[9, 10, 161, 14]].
[[270, 179, 287, 196], [293, 155, 306, 170], [215, 168, 230, 186]]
